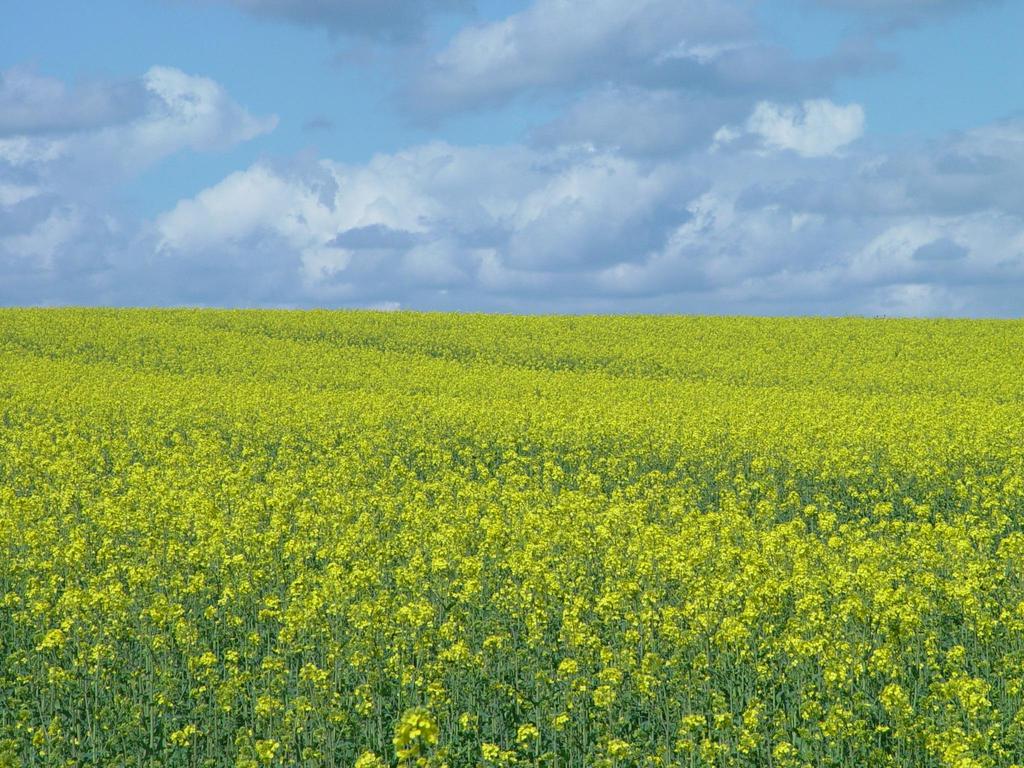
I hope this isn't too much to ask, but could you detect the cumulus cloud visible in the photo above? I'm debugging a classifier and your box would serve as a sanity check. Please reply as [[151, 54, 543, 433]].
[[0, 67, 149, 136], [0, 66, 277, 305], [152, 143, 700, 302], [0, 67, 276, 200], [743, 99, 866, 157], [6, 95, 1024, 314], [131, 113, 1024, 315], [86, 67, 277, 181], [409, 0, 754, 114], [406, 0, 887, 119], [502, 154, 694, 271], [204, 0, 470, 40], [0, 194, 133, 305], [712, 99, 866, 158], [735, 117, 1024, 218], [2, 0, 1020, 316]]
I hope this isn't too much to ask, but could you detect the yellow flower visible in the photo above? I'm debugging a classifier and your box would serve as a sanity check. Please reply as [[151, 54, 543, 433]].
[[516, 723, 539, 745], [393, 707, 438, 762]]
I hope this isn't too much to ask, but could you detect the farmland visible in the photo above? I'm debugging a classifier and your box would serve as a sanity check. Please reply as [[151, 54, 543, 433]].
[[2, 310, 1024, 767]]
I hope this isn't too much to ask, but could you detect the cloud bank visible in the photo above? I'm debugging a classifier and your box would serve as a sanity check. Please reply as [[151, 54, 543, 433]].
[[2, 0, 1021, 316], [140, 113, 1023, 315]]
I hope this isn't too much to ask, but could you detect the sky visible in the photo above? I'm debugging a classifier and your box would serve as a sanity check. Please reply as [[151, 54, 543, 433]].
[[2, 0, 1023, 315]]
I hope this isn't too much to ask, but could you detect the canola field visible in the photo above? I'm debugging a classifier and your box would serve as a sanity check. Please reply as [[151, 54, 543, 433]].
[[2, 309, 1024, 768]]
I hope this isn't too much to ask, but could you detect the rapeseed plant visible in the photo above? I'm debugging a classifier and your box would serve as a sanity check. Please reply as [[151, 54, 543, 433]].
[[1, 309, 1024, 766]]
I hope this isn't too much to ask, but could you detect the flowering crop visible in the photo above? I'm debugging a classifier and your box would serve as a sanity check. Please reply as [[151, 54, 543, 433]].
[[2, 309, 1024, 767]]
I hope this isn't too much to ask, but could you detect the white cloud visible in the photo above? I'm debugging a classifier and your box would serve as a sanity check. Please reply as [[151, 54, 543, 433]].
[[154, 143, 696, 297], [0, 66, 278, 305], [157, 165, 310, 251], [69, 67, 276, 184], [504, 153, 691, 270], [0, 67, 276, 198], [0, 67, 147, 136], [0, 136, 68, 166], [404, 0, 888, 123], [138, 67, 276, 153], [1, 27, 1021, 316], [0, 183, 41, 206], [410, 0, 754, 113], [7, 108, 1024, 314], [0, 206, 83, 269], [745, 99, 865, 157], [136, 122, 1024, 316]]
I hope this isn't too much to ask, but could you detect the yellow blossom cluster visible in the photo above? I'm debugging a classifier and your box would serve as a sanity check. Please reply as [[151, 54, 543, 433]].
[[2, 309, 1024, 767]]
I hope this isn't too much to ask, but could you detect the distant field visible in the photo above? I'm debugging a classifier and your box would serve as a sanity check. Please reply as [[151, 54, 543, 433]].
[[3, 309, 1024, 768]]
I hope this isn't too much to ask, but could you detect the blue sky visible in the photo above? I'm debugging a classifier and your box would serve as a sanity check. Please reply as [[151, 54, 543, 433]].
[[2, 0, 1023, 315]]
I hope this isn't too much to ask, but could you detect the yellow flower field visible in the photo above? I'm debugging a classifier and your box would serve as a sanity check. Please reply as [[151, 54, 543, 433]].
[[2, 309, 1024, 767]]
